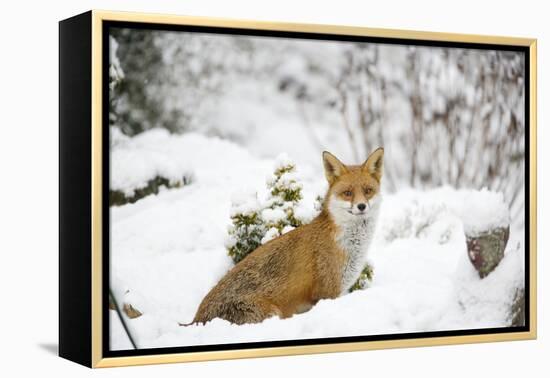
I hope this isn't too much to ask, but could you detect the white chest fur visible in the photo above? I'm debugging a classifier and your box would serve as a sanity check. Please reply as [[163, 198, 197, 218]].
[[329, 196, 381, 294]]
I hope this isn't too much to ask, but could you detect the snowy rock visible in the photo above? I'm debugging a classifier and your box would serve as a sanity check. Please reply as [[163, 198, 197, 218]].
[[453, 189, 510, 237], [466, 226, 510, 278], [457, 189, 511, 278]]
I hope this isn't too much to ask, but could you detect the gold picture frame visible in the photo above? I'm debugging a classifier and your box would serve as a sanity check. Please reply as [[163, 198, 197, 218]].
[[59, 9, 537, 368]]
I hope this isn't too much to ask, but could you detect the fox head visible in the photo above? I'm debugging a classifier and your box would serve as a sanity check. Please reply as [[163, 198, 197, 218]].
[[322, 148, 383, 220]]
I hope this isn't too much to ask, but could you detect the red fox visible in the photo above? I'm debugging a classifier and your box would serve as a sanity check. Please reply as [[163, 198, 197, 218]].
[[190, 148, 383, 325]]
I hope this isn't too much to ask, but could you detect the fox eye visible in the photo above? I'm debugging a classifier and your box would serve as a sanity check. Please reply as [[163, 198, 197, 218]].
[[365, 187, 373, 195], [342, 190, 353, 197]]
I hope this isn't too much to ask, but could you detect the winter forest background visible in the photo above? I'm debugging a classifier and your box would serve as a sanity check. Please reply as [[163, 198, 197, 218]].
[[108, 27, 526, 350]]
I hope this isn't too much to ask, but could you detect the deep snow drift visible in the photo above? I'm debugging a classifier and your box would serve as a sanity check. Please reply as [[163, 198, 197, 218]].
[[109, 129, 524, 350]]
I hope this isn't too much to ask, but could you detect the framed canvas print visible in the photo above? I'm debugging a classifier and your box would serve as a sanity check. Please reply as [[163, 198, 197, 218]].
[[59, 10, 537, 368]]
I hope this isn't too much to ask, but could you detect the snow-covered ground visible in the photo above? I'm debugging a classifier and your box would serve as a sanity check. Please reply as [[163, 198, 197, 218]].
[[109, 129, 524, 351]]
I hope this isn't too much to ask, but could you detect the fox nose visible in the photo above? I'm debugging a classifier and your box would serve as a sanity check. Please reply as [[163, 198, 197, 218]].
[[357, 203, 366, 211]]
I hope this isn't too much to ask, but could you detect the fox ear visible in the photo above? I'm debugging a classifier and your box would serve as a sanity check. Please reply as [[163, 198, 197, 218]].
[[323, 151, 348, 185], [362, 147, 384, 182]]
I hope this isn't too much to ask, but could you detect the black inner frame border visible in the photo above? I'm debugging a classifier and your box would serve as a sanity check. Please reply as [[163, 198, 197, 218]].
[[101, 20, 531, 359]]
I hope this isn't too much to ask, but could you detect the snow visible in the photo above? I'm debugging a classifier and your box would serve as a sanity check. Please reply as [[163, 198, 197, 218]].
[[261, 207, 287, 224], [450, 189, 510, 236], [261, 227, 281, 244], [380, 187, 511, 238], [110, 131, 524, 351], [110, 128, 196, 196], [228, 190, 262, 217]]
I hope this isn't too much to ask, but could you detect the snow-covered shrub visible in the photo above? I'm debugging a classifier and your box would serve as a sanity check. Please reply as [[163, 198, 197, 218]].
[[109, 36, 125, 127], [110, 128, 197, 206], [349, 264, 374, 292], [226, 155, 307, 263], [382, 200, 451, 244], [226, 193, 266, 264], [313, 194, 324, 212], [261, 155, 305, 244], [110, 175, 190, 207], [109, 36, 125, 92]]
